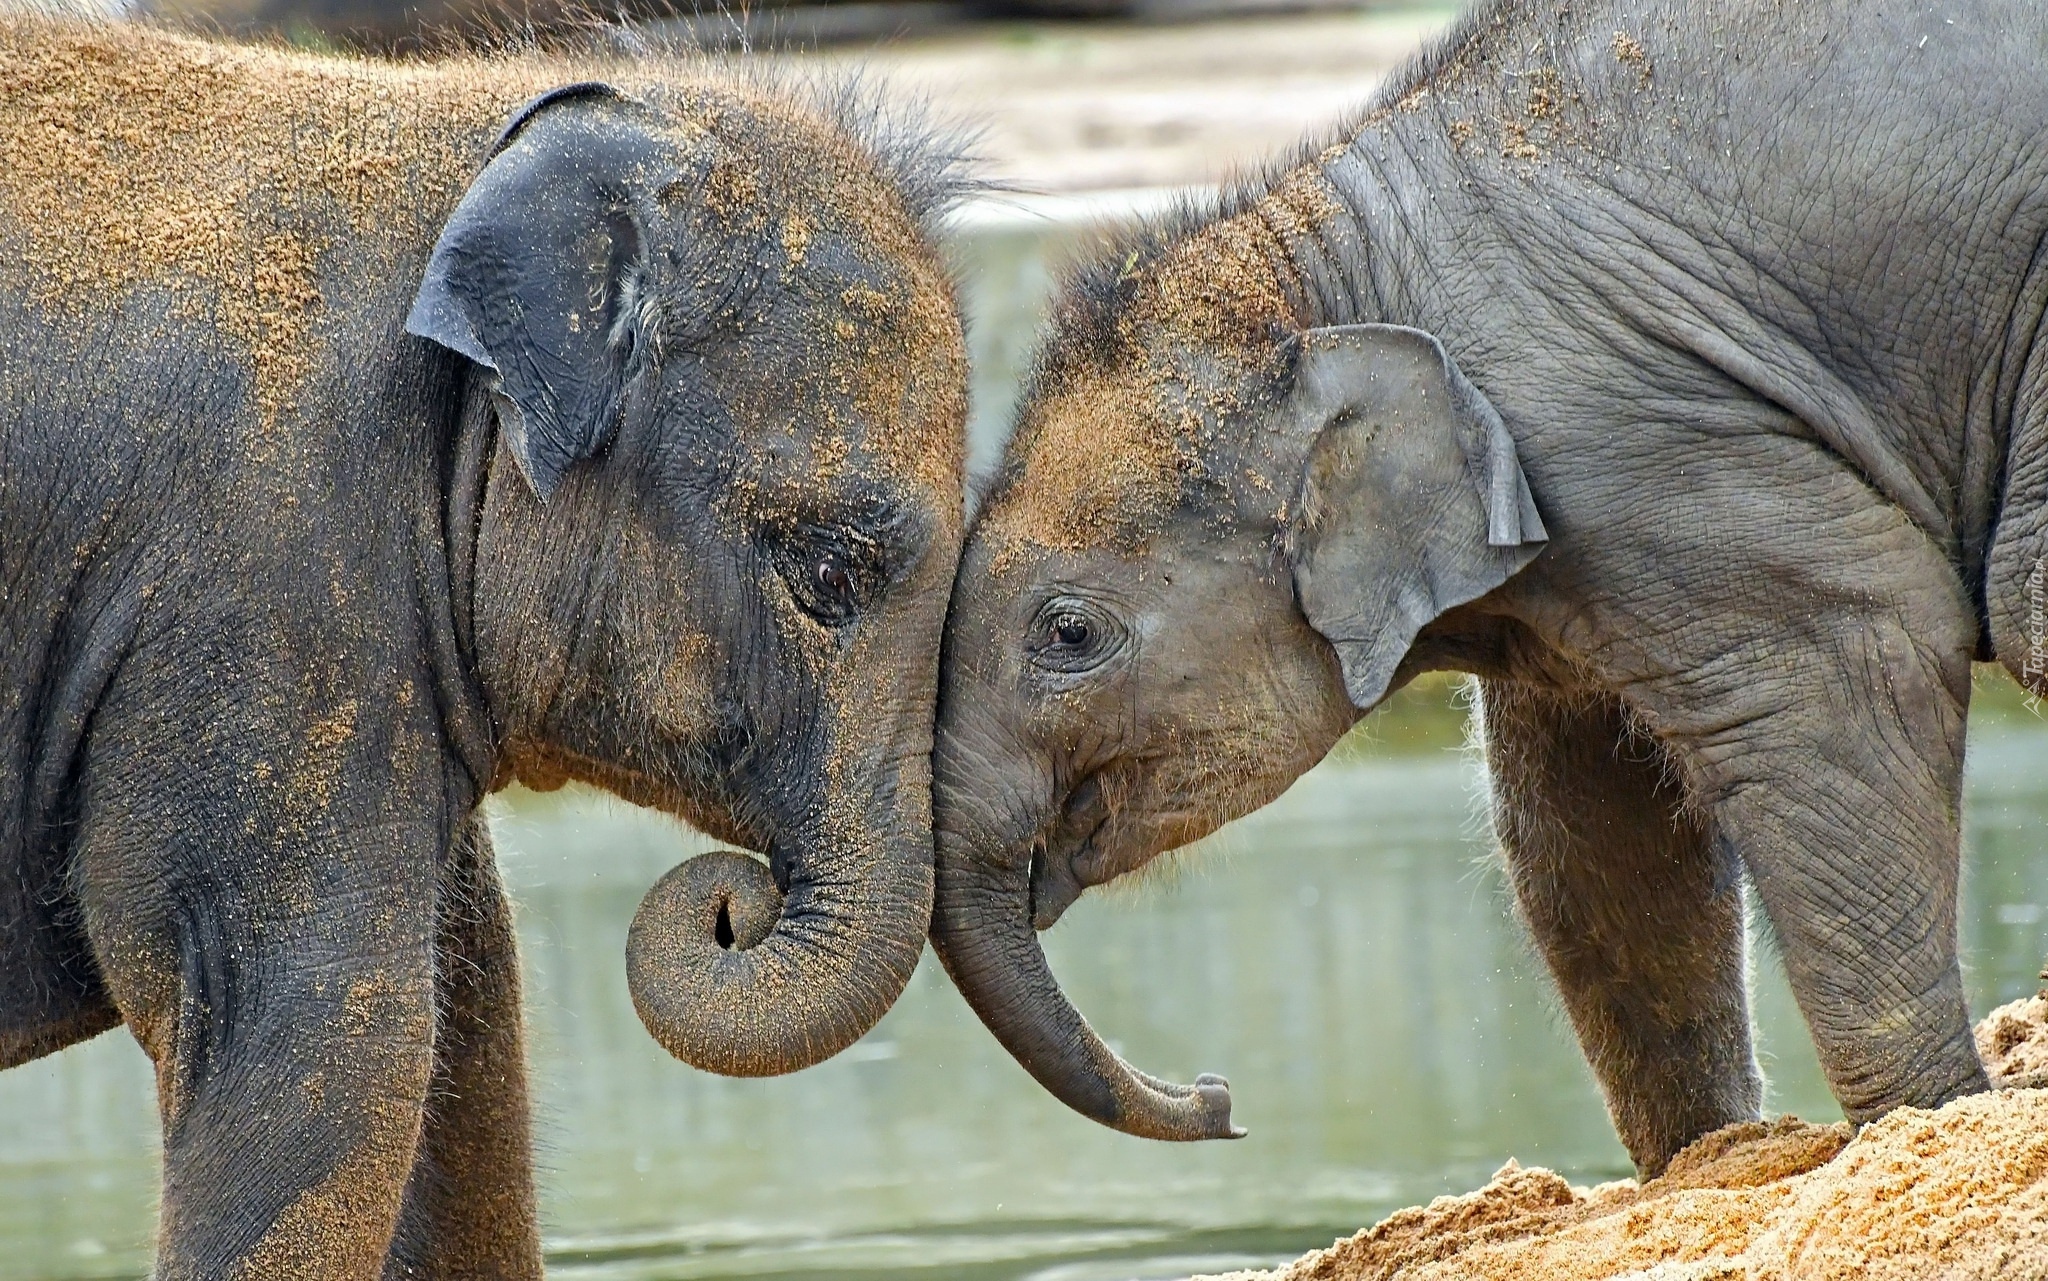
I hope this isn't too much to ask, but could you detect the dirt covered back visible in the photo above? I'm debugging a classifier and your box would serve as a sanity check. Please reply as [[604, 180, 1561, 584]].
[[0, 18, 546, 419], [1203, 993, 2048, 1281], [0, 16, 964, 479]]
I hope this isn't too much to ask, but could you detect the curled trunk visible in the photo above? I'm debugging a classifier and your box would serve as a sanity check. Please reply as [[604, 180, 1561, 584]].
[[627, 836, 929, 1077], [928, 845, 1241, 1140]]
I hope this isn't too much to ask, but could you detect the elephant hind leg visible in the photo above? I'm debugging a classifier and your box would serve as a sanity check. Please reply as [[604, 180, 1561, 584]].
[[1481, 680, 1761, 1178], [1987, 538, 2048, 696]]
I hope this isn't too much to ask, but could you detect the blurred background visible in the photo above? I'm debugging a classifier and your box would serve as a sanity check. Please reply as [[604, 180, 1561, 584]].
[[6, 3, 2048, 1279]]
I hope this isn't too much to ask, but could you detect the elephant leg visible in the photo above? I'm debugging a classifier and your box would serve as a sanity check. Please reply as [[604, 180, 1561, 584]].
[[1645, 607, 1988, 1122], [83, 829, 439, 1280], [1481, 680, 1760, 1177], [384, 820, 540, 1281]]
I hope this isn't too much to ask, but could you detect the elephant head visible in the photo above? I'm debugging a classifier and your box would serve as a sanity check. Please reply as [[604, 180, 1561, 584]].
[[930, 210, 1546, 1136], [410, 80, 969, 1076]]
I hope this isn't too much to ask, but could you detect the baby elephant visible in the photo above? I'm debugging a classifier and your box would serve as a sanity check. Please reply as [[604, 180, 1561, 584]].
[[1, 16, 967, 1278], [931, 0, 2048, 1175]]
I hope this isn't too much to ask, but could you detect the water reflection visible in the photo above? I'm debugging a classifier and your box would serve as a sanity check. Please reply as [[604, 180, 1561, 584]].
[[4, 676, 2044, 1280]]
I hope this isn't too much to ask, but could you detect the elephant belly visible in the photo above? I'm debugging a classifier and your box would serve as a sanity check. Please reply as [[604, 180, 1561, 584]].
[[0, 849, 119, 1070]]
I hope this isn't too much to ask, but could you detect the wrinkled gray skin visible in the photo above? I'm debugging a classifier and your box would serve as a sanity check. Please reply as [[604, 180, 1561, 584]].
[[932, 0, 2048, 1176]]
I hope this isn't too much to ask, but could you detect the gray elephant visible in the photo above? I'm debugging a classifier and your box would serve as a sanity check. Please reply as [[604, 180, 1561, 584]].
[[0, 15, 967, 1277], [929, 0, 2048, 1176]]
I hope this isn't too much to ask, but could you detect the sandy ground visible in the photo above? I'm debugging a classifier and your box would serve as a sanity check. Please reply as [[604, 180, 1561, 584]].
[[788, 5, 1454, 193], [1198, 992, 2048, 1281]]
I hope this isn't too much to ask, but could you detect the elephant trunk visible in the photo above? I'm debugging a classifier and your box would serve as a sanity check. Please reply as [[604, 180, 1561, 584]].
[[625, 763, 931, 1077], [927, 836, 1242, 1140]]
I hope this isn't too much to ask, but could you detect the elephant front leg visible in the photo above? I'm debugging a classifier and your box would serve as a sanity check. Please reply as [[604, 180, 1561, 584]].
[[1649, 608, 1989, 1123], [1481, 680, 1761, 1177], [88, 869, 439, 1279], [384, 820, 541, 1281]]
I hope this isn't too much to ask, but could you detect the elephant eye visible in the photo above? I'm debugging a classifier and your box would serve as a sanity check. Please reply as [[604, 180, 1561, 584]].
[[773, 526, 879, 627], [816, 555, 854, 604], [1028, 597, 1122, 675]]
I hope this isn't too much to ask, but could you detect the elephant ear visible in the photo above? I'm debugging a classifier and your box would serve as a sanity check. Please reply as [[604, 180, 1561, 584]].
[[1286, 324, 1547, 710], [407, 83, 660, 499]]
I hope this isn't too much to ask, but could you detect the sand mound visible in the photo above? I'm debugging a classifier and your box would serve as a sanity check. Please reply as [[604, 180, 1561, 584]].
[[1204, 994, 2048, 1281], [1979, 992, 2048, 1090]]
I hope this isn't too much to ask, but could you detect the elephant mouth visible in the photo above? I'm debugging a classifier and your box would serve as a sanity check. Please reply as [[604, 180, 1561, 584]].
[[1030, 781, 1111, 931], [764, 838, 795, 896]]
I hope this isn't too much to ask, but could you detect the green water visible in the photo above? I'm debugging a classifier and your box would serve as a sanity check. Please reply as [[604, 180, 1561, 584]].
[[3, 673, 2045, 1281]]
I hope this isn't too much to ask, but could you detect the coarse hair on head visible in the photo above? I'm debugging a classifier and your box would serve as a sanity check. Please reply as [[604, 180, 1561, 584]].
[[20, 0, 983, 241], [774, 64, 985, 243], [550, 16, 986, 244]]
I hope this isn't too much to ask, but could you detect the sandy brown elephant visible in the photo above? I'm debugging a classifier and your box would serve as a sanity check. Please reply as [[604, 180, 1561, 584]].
[[0, 16, 968, 1276], [928, 0, 2048, 1177]]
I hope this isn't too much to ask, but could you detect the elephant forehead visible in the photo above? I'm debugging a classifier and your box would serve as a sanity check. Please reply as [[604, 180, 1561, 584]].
[[674, 96, 897, 242], [984, 212, 1302, 557], [743, 272, 966, 510], [1121, 207, 1302, 349], [834, 272, 968, 501], [662, 102, 966, 507], [813, 218, 968, 507], [984, 373, 1185, 556]]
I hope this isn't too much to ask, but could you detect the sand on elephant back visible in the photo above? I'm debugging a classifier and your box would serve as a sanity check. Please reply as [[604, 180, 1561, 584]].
[[1201, 992, 2048, 1281]]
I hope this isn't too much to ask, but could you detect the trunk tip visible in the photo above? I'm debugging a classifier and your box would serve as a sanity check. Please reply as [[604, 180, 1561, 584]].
[[1193, 1074, 1246, 1139], [1187, 1074, 1244, 1140], [1109, 1069, 1244, 1141]]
